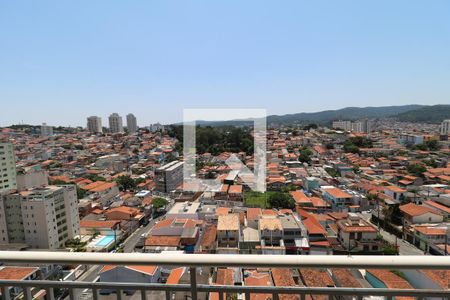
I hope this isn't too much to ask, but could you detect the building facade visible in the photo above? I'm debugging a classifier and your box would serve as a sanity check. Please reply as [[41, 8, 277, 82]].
[[108, 113, 124, 134], [0, 143, 17, 193], [87, 116, 103, 134], [155, 161, 184, 192], [126, 113, 138, 134], [440, 119, 450, 136], [40, 123, 54, 137], [0, 185, 80, 249], [336, 214, 379, 252]]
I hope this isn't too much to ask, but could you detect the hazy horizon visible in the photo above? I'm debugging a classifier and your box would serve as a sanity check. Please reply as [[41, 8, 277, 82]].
[[2, 103, 447, 128]]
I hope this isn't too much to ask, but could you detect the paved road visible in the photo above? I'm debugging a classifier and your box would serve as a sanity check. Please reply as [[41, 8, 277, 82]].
[[123, 197, 174, 252], [378, 228, 424, 255], [122, 215, 164, 253], [78, 265, 103, 282], [357, 212, 424, 255]]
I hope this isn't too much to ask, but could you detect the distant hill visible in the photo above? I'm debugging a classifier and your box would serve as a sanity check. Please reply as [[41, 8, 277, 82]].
[[176, 104, 439, 127], [396, 105, 450, 123], [266, 105, 424, 125]]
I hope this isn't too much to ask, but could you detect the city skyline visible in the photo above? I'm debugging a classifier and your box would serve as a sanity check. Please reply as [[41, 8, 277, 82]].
[[1, 103, 449, 128], [1, 1, 450, 126]]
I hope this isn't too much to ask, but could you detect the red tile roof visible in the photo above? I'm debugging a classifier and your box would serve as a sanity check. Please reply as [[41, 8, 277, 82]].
[[247, 208, 262, 220], [271, 268, 299, 300], [366, 270, 413, 300], [100, 265, 158, 276], [80, 220, 120, 229], [166, 267, 185, 284], [290, 190, 311, 204], [0, 267, 38, 280], [244, 270, 272, 300], [400, 203, 441, 217], [144, 235, 181, 247], [331, 269, 362, 288], [324, 188, 352, 199], [423, 200, 450, 214], [420, 270, 450, 289]]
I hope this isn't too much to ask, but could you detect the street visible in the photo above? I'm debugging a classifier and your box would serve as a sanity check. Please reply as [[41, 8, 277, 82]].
[[357, 211, 424, 255], [122, 219, 154, 253], [378, 228, 424, 256]]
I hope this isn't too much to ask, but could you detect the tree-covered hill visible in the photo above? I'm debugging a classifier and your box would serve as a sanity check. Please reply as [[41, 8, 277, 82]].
[[396, 105, 450, 123]]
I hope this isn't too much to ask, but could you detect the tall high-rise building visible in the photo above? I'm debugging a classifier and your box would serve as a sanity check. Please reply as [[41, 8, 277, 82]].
[[109, 113, 124, 133], [87, 116, 103, 134], [0, 143, 17, 193], [40, 123, 53, 137], [149, 123, 165, 133], [440, 119, 450, 135], [126, 113, 138, 134], [0, 185, 80, 249]]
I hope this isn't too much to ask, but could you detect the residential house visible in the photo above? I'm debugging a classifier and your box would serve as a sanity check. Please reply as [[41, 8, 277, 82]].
[[217, 214, 240, 252], [0, 267, 40, 298], [400, 203, 444, 226], [99, 265, 160, 295], [321, 186, 353, 209], [258, 216, 284, 254], [384, 185, 407, 202], [336, 214, 380, 252]]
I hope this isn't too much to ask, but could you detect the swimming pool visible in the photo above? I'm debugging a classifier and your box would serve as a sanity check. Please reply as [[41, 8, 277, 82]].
[[95, 235, 115, 247]]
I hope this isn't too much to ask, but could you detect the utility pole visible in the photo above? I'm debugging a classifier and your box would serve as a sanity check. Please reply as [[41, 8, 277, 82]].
[[377, 198, 381, 233], [445, 228, 448, 256]]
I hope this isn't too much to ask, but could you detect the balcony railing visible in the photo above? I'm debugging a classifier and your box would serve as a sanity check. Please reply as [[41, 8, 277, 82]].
[[0, 251, 449, 300]]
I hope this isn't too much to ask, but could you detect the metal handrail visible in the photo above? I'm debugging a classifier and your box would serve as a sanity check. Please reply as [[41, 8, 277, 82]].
[[0, 251, 449, 300], [0, 251, 449, 269], [0, 280, 449, 297]]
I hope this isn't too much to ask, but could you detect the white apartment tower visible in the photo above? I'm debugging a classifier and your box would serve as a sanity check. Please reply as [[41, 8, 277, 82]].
[[440, 119, 450, 136], [40, 123, 53, 137], [332, 120, 352, 131], [87, 116, 103, 134], [0, 143, 17, 193], [0, 185, 80, 249], [109, 113, 124, 133], [126, 113, 138, 134]]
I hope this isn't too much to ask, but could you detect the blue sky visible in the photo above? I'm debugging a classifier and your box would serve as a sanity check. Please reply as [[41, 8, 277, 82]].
[[1, 1, 450, 126]]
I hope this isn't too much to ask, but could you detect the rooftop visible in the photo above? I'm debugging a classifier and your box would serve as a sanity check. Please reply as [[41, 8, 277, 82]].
[[217, 214, 240, 231]]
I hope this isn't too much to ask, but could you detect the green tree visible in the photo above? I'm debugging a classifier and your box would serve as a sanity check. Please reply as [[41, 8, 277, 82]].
[[84, 174, 106, 182], [425, 140, 440, 151], [205, 171, 215, 179], [134, 177, 146, 185], [77, 186, 87, 199], [267, 192, 295, 209], [65, 238, 87, 252], [152, 197, 168, 209], [115, 175, 137, 191], [407, 164, 427, 177], [49, 179, 67, 185], [299, 147, 313, 163], [343, 136, 373, 153], [303, 123, 318, 131]]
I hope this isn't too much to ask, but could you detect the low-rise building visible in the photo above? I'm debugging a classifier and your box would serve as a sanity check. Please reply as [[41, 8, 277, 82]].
[[217, 214, 240, 250], [336, 213, 379, 252], [321, 186, 353, 209], [400, 203, 444, 226]]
